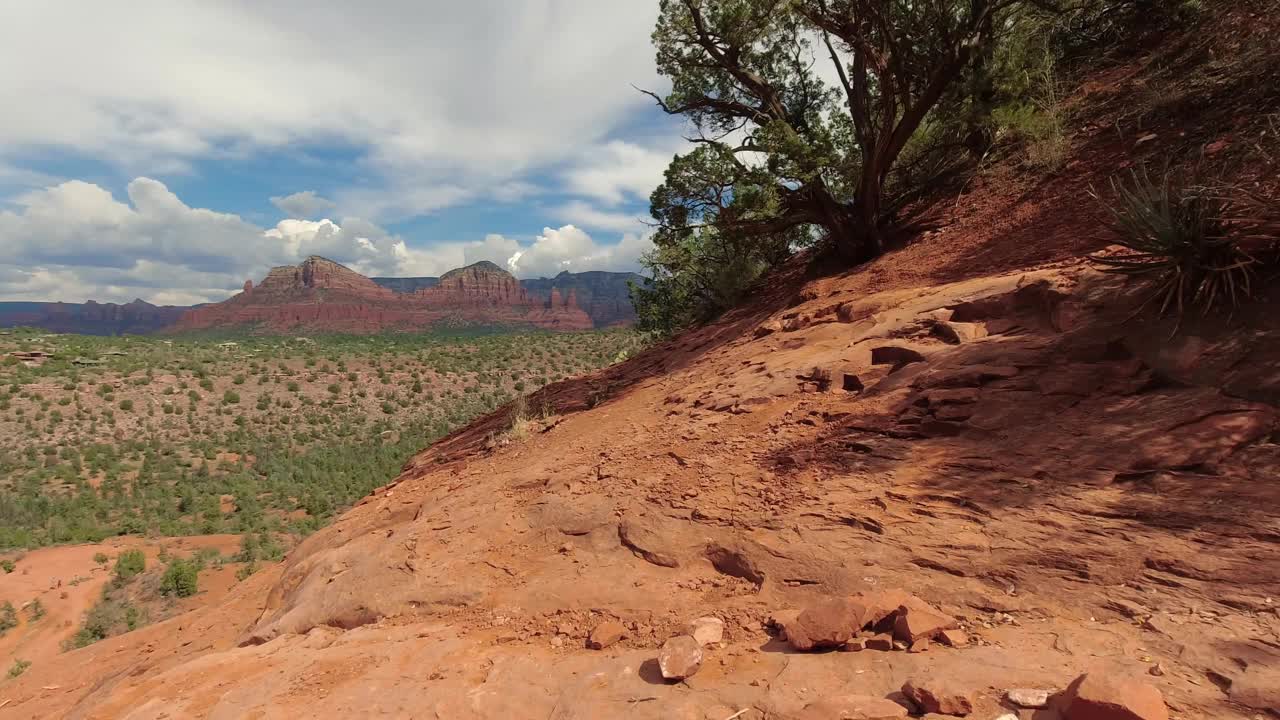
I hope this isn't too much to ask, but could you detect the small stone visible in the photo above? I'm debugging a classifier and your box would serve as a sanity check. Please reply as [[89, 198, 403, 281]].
[[993, 715, 1018, 720], [658, 635, 704, 680], [587, 621, 626, 650], [893, 640, 910, 651], [902, 678, 974, 716], [1062, 673, 1169, 720], [1149, 663, 1165, 677], [938, 628, 969, 647], [841, 638, 866, 652], [550, 635, 564, 648], [865, 633, 895, 651], [1006, 688, 1051, 708], [686, 616, 725, 647], [909, 637, 930, 653]]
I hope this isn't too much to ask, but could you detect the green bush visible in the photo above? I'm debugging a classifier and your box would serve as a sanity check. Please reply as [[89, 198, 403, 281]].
[[159, 559, 199, 598], [0, 602, 17, 635], [222, 390, 240, 405], [0, 559, 13, 574], [113, 549, 145, 582], [7, 658, 30, 679]]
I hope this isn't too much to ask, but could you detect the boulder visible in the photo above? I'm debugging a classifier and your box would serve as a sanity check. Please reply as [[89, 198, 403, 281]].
[[587, 620, 626, 650], [901, 678, 974, 716], [1061, 673, 1169, 720], [658, 635, 704, 681], [685, 616, 725, 647], [892, 599, 959, 643], [784, 598, 866, 651]]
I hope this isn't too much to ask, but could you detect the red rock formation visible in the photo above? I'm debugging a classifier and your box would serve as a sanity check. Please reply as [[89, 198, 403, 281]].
[[170, 257, 594, 333]]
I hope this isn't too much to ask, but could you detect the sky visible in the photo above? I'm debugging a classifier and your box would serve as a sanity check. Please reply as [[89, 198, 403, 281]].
[[0, 1, 686, 305]]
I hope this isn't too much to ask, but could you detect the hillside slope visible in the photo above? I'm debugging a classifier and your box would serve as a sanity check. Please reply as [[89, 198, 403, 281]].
[[4, 6, 1279, 719]]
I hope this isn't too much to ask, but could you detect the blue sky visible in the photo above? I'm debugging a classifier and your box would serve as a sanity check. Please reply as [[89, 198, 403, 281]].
[[0, 1, 687, 304]]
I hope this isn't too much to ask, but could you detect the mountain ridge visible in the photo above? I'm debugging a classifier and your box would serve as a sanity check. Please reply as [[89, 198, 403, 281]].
[[169, 257, 604, 333], [1, 260, 642, 335]]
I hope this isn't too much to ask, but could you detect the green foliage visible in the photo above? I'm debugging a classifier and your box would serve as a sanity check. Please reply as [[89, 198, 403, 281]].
[[66, 593, 146, 649], [159, 559, 199, 597], [222, 389, 240, 405], [113, 550, 146, 583], [641, 0, 1047, 331], [0, 559, 13, 573], [7, 658, 30, 679], [26, 598, 45, 621], [0, 601, 17, 635], [93, 552, 110, 566], [1090, 167, 1259, 316], [0, 329, 643, 551]]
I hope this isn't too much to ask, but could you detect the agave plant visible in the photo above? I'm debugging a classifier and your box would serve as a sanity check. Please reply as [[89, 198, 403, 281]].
[[1090, 166, 1257, 317]]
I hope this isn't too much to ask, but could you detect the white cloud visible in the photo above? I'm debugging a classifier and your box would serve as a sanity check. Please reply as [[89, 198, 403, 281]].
[[0, 178, 649, 303], [507, 225, 652, 278], [563, 139, 677, 206], [556, 200, 648, 234], [0, 1, 669, 218], [270, 190, 335, 218]]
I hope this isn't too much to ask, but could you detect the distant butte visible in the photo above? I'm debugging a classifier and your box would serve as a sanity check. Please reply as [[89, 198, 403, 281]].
[[170, 256, 598, 333]]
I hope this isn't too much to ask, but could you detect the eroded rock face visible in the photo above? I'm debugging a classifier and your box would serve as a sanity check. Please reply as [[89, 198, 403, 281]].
[[170, 257, 595, 333]]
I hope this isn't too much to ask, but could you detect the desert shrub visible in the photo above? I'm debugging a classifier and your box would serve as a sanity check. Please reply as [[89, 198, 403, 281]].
[[26, 599, 45, 621], [113, 549, 145, 583], [159, 559, 198, 597], [222, 390, 240, 405], [7, 658, 30, 679], [0, 559, 13, 573], [0, 602, 17, 635], [93, 552, 109, 566], [1090, 167, 1267, 316], [118, 399, 134, 412]]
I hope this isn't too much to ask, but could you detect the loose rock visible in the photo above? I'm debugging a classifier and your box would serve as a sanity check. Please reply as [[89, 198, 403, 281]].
[[902, 678, 974, 716], [865, 633, 895, 651], [658, 635, 703, 681], [1006, 688, 1051, 708], [1061, 673, 1169, 720], [893, 599, 960, 643], [784, 598, 865, 651], [587, 621, 626, 650], [938, 628, 969, 647], [686, 616, 725, 647]]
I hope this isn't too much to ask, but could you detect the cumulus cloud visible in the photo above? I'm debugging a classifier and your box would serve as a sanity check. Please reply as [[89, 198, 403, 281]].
[[0, 178, 649, 303], [563, 139, 678, 206], [270, 190, 335, 218], [507, 225, 652, 279], [0, 2, 667, 217]]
